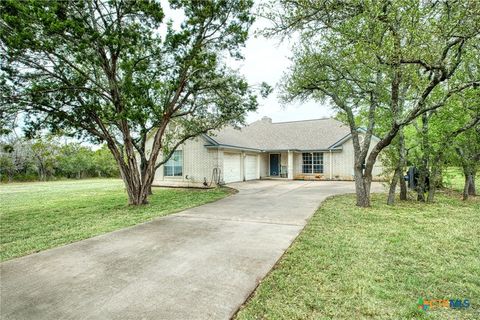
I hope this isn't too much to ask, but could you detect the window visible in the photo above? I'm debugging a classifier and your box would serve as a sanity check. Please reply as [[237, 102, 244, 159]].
[[302, 153, 312, 173], [302, 152, 323, 174], [313, 152, 323, 173], [164, 150, 183, 177]]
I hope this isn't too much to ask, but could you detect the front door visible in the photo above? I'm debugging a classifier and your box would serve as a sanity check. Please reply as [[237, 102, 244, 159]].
[[269, 154, 279, 176]]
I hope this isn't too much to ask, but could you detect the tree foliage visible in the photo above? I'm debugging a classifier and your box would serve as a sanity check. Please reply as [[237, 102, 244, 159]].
[[1, 0, 258, 204], [0, 135, 119, 182], [263, 0, 480, 206]]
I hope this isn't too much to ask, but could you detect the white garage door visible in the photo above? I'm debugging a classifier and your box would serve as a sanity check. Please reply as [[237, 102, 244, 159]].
[[223, 153, 241, 183], [245, 155, 258, 180]]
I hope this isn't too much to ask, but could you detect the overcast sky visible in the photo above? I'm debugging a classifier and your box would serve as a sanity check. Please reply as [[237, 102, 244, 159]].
[[163, 1, 335, 124], [235, 15, 334, 123]]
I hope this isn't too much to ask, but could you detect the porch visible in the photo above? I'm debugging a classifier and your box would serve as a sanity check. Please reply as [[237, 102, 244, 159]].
[[264, 152, 292, 179], [260, 151, 331, 181]]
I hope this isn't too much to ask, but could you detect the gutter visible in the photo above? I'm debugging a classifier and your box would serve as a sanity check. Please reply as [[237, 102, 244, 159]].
[[205, 145, 343, 153], [201, 134, 219, 145], [204, 144, 263, 152]]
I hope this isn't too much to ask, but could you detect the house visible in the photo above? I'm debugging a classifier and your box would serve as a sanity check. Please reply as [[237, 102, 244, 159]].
[[150, 117, 383, 187]]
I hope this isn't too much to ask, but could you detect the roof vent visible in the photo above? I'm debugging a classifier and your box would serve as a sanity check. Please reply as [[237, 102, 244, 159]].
[[261, 116, 272, 123]]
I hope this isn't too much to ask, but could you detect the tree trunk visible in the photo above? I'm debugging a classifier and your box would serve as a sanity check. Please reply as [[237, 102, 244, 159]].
[[38, 166, 46, 181], [121, 169, 150, 205], [463, 172, 475, 200], [417, 113, 429, 202], [468, 172, 476, 196], [427, 165, 439, 203], [387, 167, 400, 205], [398, 129, 407, 201], [105, 142, 150, 206], [399, 175, 407, 200], [463, 174, 470, 200], [461, 164, 477, 200], [436, 167, 445, 188], [354, 166, 371, 207], [416, 167, 427, 202]]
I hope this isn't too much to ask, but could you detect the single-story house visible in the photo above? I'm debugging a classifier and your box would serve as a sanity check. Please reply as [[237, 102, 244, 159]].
[[150, 117, 383, 187]]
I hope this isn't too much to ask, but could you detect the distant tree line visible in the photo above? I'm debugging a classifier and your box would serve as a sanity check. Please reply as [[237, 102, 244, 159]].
[[0, 135, 119, 182]]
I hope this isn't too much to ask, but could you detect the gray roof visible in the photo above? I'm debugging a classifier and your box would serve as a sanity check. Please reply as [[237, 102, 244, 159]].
[[206, 117, 351, 151]]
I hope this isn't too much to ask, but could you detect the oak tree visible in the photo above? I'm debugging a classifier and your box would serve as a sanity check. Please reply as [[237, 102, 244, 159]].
[[1, 0, 258, 204], [264, 0, 480, 206]]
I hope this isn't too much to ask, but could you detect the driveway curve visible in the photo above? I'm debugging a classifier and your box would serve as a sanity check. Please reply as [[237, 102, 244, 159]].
[[1, 180, 382, 320]]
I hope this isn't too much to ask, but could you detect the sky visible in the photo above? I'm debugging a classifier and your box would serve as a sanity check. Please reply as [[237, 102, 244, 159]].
[[162, 1, 335, 124], [236, 17, 334, 124]]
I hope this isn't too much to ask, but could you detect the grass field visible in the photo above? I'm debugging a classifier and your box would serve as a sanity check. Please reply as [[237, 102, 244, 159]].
[[235, 192, 480, 320], [0, 179, 231, 262]]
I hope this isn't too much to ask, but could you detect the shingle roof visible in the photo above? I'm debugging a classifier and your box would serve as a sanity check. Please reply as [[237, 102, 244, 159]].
[[207, 117, 351, 151]]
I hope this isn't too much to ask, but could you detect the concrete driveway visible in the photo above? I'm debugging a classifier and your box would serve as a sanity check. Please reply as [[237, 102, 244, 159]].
[[1, 180, 382, 320]]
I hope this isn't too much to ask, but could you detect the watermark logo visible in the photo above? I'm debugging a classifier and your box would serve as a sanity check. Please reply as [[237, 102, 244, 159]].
[[417, 298, 470, 311]]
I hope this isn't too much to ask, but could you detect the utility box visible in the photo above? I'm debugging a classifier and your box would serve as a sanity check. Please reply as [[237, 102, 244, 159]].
[[406, 167, 417, 189]]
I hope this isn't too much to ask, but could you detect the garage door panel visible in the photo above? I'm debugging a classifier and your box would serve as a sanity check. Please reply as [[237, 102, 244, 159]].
[[223, 153, 241, 183], [245, 155, 258, 180]]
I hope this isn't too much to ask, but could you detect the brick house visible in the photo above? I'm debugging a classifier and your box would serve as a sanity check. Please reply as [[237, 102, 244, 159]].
[[148, 117, 384, 187]]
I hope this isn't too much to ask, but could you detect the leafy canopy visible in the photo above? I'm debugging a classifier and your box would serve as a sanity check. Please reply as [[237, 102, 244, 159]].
[[0, 0, 257, 147]]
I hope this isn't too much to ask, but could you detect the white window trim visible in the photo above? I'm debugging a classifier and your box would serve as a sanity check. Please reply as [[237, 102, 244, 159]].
[[164, 150, 183, 178], [302, 152, 324, 174]]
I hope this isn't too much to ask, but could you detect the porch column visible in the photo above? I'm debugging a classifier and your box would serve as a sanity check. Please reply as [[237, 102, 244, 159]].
[[329, 150, 333, 180], [287, 150, 294, 180], [241, 151, 245, 181], [257, 153, 261, 179]]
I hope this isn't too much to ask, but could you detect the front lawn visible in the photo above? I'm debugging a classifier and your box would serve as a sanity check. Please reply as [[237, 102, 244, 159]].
[[0, 179, 231, 262], [235, 193, 480, 320]]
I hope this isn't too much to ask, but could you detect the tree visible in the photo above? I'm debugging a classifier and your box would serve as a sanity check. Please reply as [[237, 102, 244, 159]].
[[92, 145, 119, 178], [384, 132, 408, 205], [31, 137, 59, 181], [421, 95, 479, 202], [57, 143, 94, 179], [453, 126, 480, 200], [263, 0, 480, 207], [0, 135, 120, 181], [0, 135, 34, 181], [1, 0, 258, 205], [0, 147, 15, 182]]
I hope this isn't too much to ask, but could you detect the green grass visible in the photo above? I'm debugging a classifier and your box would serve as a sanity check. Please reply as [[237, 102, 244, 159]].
[[235, 192, 480, 320], [0, 179, 231, 262], [442, 167, 479, 193]]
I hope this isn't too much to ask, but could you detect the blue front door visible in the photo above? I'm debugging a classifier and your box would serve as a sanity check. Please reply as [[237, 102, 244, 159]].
[[270, 154, 279, 176]]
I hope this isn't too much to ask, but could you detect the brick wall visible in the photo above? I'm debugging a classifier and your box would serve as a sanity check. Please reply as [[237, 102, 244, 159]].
[[152, 136, 218, 187]]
